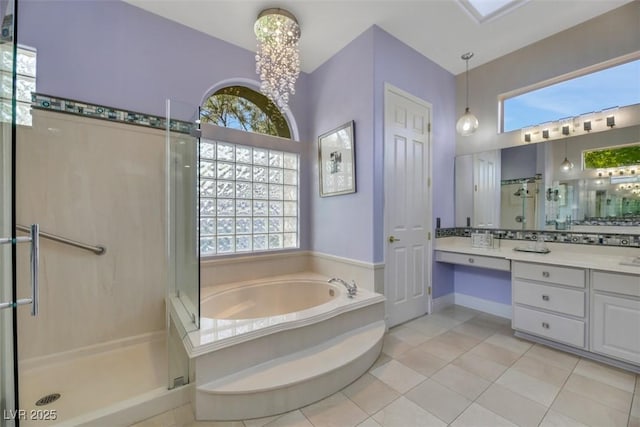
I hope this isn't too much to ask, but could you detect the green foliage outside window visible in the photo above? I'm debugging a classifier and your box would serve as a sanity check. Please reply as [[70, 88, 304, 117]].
[[200, 86, 291, 139], [583, 144, 640, 169]]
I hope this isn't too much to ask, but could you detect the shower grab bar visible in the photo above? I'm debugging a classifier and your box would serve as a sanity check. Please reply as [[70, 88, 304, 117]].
[[16, 224, 106, 255]]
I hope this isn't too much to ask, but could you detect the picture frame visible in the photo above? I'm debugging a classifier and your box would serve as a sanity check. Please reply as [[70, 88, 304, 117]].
[[318, 121, 356, 197]]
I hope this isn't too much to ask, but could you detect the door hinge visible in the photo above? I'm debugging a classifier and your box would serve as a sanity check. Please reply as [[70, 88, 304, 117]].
[[428, 123, 431, 133], [427, 232, 431, 240], [428, 287, 432, 296]]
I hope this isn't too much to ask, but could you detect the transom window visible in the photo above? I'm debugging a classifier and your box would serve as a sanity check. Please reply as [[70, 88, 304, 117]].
[[502, 58, 640, 132], [200, 85, 291, 138], [583, 143, 640, 169]]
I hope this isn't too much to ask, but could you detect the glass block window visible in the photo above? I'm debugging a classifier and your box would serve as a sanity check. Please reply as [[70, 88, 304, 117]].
[[199, 138, 299, 255], [0, 44, 36, 126]]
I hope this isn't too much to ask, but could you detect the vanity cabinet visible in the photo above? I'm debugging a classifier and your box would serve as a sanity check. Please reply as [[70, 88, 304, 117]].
[[435, 238, 640, 370], [591, 271, 640, 365], [435, 251, 510, 271], [512, 261, 587, 349]]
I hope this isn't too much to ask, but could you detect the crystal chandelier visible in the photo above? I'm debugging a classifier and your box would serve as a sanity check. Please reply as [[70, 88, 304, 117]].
[[254, 8, 301, 110]]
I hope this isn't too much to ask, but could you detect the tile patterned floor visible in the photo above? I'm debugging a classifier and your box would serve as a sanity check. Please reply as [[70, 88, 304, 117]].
[[131, 306, 640, 427]]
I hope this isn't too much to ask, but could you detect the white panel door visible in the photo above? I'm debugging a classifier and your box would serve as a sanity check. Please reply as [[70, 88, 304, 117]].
[[384, 85, 431, 327], [473, 150, 501, 228]]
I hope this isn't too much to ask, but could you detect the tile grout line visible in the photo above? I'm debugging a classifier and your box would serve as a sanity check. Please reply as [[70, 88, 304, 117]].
[[229, 310, 632, 427], [393, 313, 511, 426], [532, 352, 582, 427]]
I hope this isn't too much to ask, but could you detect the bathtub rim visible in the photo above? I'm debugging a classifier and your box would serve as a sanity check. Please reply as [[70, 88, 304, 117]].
[[200, 278, 342, 320], [171, 275, 385, 359]]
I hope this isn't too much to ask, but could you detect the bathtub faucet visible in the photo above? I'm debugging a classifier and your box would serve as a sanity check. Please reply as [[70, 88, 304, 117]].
[[328, 277, 357, 298]]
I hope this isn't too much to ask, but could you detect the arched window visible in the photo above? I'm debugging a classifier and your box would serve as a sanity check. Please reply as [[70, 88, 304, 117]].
[[198, 84, 300, 256], [200, 85, 291, 139]]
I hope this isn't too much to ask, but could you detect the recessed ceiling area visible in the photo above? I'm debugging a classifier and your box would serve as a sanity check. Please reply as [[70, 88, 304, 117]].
[[123, 0, 634, 75]]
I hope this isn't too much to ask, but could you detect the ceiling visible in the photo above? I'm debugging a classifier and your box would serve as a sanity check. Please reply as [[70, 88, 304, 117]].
[[123, 0, 633, 75]]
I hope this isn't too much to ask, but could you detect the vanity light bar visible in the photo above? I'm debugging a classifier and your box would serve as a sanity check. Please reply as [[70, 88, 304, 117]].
[[520, 106, 625, 144]]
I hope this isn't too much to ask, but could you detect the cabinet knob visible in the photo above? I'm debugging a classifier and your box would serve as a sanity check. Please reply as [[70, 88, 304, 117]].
[[542, 322, 550, 329], [468, 258, 475, 264], [542, 271, 550, 278], [542, 295, 550, 301]]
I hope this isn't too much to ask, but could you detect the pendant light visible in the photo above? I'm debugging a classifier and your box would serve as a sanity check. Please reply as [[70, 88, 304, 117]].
[[456, 52, 479, 136], [560, 140, 573, 172]]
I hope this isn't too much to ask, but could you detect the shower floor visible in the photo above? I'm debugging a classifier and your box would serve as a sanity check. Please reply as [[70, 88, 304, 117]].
[[18, 336, 167, 426]]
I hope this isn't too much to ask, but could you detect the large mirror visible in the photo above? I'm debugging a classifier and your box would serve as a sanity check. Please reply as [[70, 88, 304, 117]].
[[455, 125, 640, 234]]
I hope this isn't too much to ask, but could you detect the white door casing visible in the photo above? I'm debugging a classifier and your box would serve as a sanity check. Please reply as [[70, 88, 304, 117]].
[[383, 84, 432, 327]]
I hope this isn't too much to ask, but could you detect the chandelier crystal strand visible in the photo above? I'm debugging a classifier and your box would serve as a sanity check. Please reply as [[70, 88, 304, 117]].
[[255, 9, 301, 110]]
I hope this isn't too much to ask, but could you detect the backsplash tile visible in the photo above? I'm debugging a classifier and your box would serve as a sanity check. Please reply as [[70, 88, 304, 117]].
[[435, 227, 640, 248]]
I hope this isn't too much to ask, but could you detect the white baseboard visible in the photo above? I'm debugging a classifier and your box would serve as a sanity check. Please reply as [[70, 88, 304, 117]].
[[454, 293, 512, 319], [432, 293, 455, 312]]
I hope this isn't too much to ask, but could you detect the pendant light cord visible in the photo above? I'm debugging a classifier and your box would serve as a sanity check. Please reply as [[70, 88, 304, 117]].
[[461, 52, 474, 112], [465, 57, 469, 110]]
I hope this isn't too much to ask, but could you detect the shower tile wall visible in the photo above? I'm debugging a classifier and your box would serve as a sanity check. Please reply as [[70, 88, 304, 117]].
[[16, 108, 167, 360]]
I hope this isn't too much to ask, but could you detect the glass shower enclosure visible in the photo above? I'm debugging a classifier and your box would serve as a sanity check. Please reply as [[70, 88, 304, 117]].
[[1, 2, 24, 424], [166, 99, 200, 389]]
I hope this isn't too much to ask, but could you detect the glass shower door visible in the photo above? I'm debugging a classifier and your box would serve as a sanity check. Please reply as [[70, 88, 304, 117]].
[[166, 99, 199, 389], [0, 99, 18, 426], [1, 0, 18, 424], [166, 99, 200, 328]]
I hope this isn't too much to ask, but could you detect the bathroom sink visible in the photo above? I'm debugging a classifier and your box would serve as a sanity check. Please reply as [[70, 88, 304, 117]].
[[513, 246, 551, 254], [619, 256, 640, 267]]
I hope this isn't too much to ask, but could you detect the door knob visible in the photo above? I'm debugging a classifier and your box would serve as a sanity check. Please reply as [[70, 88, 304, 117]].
[[388, 236, 401, 243]]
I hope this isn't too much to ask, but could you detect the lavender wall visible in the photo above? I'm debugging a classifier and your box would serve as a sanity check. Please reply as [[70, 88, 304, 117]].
[[18, 0, 313, 250], [20, 2, 460, 298], [454, 266, 512, 305], [371, 27, 456, 298], [18, 0, 310, 122], [306, 28, 376, 262]]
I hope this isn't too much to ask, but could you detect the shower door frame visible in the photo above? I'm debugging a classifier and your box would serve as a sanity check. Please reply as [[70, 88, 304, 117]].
[[1, 0, 20, 424]]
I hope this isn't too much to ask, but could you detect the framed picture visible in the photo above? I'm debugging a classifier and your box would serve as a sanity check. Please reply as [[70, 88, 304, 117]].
[[318, 121, 356, 197]]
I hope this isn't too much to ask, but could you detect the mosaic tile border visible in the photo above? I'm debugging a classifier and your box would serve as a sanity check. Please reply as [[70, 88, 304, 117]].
[[570, 216, 640, 227], [31, 93, 194, 134], [435, 227, 640, 248], [501, 174, 542, 185]]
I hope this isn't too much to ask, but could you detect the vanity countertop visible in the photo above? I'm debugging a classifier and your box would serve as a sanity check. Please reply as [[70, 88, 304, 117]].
[[436, 237, 640, 275]]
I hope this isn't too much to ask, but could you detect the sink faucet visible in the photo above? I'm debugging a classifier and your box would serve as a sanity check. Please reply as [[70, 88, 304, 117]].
[[328, 277, 357, 298]]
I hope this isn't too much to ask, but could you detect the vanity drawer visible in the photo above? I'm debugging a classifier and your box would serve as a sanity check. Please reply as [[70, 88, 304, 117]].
[[436, 251, 510, 271], [513, 306, 585, 348], [512, 262, 585, 288], [592, 271, 640, 297], [513, 280, 585, 317]]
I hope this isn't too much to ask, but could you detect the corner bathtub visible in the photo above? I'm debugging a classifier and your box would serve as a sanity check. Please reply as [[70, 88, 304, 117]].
[[183, 275, 386, 421], [200, 279, 338, 320]]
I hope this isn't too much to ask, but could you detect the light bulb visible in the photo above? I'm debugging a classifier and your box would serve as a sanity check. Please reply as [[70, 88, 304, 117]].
[[560, 157, 573, 172], [456, 108, 478, 136]]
